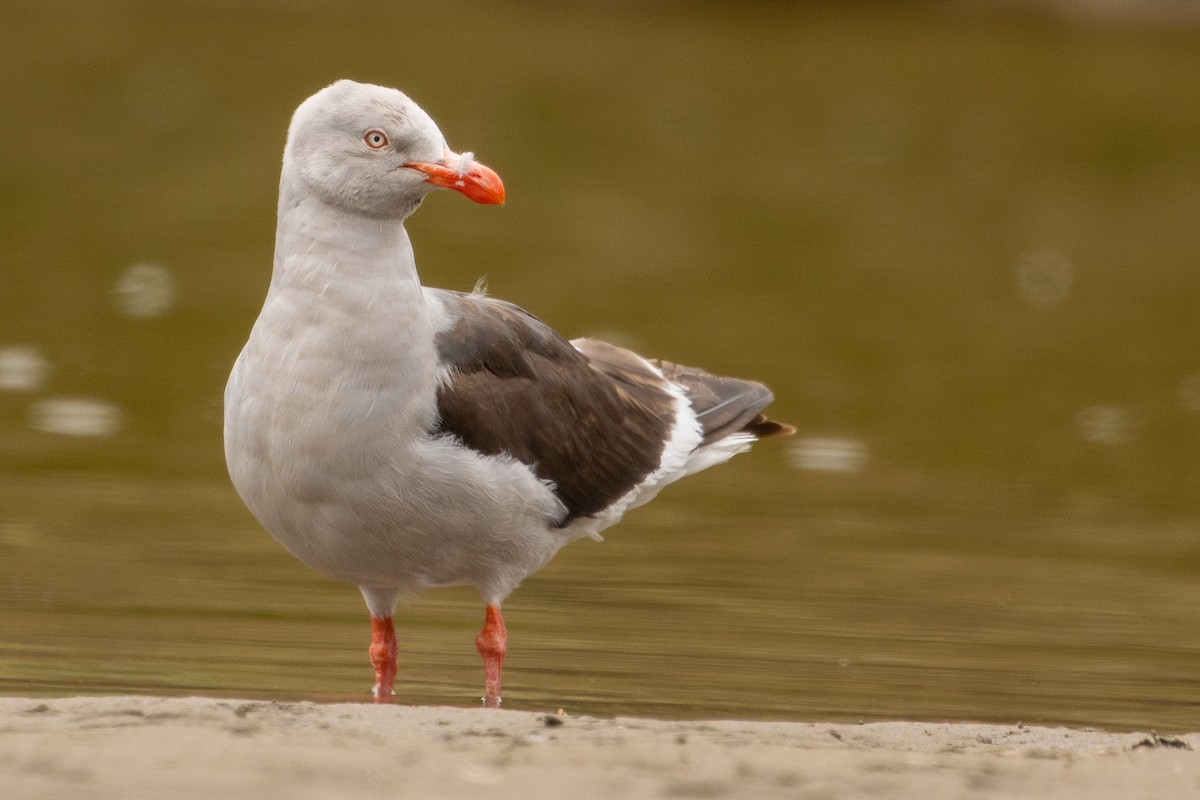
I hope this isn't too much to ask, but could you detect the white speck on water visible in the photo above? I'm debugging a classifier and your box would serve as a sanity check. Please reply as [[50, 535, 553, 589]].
[[1075, 404, 1135, 445], [0, 346, 50, 392], [1015, 249, 1074, 306], [29, 397, 123, 437], [789, 437, 869, 473], [115, 263, 176, 318], [1176, 373, 1200, 412]]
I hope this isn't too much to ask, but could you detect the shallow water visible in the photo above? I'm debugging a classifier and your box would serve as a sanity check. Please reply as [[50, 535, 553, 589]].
[[3, 2, 1200, 731]]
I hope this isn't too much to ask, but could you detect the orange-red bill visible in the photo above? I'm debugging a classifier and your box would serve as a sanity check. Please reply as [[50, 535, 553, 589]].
[[405, 147, 506, 205]]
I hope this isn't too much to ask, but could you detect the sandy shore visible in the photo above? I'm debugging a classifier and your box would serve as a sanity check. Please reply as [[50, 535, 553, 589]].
[[1, 696, 1197, 799]]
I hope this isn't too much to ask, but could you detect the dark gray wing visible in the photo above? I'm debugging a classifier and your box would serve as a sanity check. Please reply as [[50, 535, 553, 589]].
[[430, 290, 676, 524]]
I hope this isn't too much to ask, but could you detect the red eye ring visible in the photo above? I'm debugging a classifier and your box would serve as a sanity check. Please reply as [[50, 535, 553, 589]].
[[364, 129, 389, 150]]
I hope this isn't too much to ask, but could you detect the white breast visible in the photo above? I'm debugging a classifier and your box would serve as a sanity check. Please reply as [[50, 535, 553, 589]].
[[224, 214, 570, 601]]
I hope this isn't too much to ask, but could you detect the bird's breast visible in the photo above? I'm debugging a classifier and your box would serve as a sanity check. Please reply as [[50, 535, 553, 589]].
[[225, 277, 439, 516]]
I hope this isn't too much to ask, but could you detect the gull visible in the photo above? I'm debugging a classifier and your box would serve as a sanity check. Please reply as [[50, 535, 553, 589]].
[[224, 80, 793, 707]]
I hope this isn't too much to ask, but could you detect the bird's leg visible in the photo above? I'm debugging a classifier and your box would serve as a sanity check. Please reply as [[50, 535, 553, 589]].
[[369, 615, 398, 703], [475, 604, 507, 708]]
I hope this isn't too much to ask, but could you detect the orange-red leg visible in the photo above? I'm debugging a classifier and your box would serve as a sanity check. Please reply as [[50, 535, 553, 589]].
[[369, 615, 398, 703], [475, 604, 507, 708]]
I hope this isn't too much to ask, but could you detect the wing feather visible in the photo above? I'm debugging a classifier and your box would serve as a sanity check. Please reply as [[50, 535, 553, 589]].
[[429, 290, 794, 525], [431, 290, 675, 524]]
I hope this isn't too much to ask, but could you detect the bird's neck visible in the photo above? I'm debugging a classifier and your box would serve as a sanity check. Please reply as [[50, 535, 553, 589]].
[[253, 180, 440, 436], [272, 183, 422, 296], [266, 178, 437, 365]]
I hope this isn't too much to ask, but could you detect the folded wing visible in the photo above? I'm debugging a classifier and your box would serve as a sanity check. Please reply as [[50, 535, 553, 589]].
[[429, 289, 792, 525]]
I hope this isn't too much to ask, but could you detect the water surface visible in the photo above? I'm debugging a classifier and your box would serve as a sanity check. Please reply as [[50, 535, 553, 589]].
[[3, 2, 1200, 731]]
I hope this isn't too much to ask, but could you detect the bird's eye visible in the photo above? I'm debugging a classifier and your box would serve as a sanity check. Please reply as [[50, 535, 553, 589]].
[[364, 130, 389, 150]]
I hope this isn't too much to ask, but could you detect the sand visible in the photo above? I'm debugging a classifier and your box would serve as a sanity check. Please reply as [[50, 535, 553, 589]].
[[1, 696, 1197, 799]]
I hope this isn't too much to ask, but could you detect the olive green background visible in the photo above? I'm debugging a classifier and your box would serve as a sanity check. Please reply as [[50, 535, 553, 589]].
[[2, 2, 1198, 729]]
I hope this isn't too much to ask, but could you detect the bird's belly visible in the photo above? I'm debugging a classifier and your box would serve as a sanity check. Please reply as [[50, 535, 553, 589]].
[[226, 370, 570, 597]]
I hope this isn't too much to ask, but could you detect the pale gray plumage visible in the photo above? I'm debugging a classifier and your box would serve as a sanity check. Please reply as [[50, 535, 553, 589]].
[[223, 79, 792, 704]]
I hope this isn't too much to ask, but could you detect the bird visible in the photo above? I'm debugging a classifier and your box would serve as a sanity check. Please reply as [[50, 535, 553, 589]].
[[224, 79, 794, 707]]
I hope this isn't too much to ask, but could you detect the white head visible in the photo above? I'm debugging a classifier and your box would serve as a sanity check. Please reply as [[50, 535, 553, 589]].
[[282, 79, 505, 219]]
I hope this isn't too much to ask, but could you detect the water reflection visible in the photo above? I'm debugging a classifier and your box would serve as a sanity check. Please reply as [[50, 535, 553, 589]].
[[1075, 405, 1136, 445], [0, 346, 49, 392], [114, 263, 176, 319], [1015, 249, 1074, 306], [789, 436, 869, 473], [28, 397, 123, 437], [1177, 375, 1200, 412]]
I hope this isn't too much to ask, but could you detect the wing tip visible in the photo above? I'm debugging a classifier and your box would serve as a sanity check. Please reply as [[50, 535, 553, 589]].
[[742, 414, 796, 440]]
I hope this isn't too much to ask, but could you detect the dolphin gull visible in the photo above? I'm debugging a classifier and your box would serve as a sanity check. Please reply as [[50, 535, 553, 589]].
[[224, 79, 794, 707]]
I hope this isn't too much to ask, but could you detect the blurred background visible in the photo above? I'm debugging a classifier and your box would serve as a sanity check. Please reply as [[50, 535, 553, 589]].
[[2, 0, 1199, 730]]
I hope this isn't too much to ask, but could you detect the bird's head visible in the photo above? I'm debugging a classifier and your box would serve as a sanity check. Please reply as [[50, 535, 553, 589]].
[[283, 79, 505, 219]]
